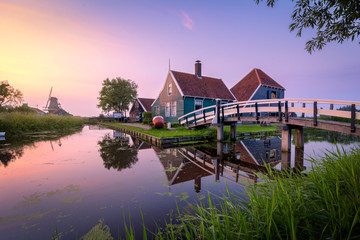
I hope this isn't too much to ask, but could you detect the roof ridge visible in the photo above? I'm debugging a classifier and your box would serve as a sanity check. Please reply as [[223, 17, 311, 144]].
[[254, 68, 261, 85], [171, 70, 221, 81]]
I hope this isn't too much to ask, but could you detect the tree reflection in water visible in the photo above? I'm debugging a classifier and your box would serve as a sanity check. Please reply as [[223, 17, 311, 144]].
[[98, 133, 138, 171], [0, 147, 24, 168]]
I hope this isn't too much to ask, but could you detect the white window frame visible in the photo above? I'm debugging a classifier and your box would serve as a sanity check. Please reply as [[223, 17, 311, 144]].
[[168, 83, 172, 96], [194, 99, 203, 115], [171, 101, 177, 117], [165, 102, 170, 117]]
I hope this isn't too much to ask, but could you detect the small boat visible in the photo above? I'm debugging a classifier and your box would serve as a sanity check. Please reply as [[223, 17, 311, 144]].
[[152, 116, 165, 129], [0, 132, 5, 137]]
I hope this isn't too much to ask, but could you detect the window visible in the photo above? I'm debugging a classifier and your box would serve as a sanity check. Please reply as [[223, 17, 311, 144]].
[[171, 101, 177, 117], [165, 102, 170, 117], [271, 91, 277, 99], [194, 100, 203, 115], [154, 106, 160, 115], [168, 83, 172, 96]]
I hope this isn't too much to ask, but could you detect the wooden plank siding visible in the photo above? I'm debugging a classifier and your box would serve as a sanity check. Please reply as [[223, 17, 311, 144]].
[[152, 72, 184, 122]]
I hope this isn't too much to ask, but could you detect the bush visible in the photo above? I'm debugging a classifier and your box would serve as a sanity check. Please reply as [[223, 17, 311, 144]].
[[0, 112, 87, 135], [142, 111, 152, 124], [170, 122, 180, 128]]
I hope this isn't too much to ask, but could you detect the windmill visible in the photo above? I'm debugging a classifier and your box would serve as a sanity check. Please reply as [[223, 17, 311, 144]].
[[43, 87, 72, 116], [43, 87, 53, 113]]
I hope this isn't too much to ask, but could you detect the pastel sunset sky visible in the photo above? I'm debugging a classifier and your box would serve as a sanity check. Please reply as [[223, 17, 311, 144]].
[[1, 0, 359, 116]]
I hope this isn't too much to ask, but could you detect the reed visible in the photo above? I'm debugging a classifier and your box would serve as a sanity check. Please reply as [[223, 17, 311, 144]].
[[0, 112, 87, 135], [153, 146, 360, 239]]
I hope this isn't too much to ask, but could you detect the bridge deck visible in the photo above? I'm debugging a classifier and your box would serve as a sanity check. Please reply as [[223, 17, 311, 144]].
[[179, 99, 360, 136]]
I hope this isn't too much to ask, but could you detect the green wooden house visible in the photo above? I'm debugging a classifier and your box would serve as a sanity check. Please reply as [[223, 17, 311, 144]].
[[151, 61, 236, 122]]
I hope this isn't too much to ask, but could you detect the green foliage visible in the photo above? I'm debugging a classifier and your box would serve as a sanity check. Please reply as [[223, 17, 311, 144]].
[[80, 219, 114, 240], [0, 82, 23, 107], [154, 146, 360, 239], [142, 111, 152, 124], [170, 122, 180, 128], [0, 112, 87, 135], [256, 0, 360, 53], [97, 77, 138, 114], [0, 105, 36, 113]]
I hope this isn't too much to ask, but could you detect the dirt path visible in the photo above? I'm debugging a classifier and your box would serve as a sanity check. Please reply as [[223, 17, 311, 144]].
[[118, 123, 151, 131]]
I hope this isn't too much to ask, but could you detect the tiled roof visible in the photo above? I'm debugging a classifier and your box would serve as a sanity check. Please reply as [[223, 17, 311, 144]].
[[171, 71, 235, 100], [230, 68, 285, 101], [30, 107, 44, 113], [138, 98, 155, 112]]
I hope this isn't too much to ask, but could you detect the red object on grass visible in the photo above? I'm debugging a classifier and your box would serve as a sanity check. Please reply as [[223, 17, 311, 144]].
[[152, 116, 165, 129]]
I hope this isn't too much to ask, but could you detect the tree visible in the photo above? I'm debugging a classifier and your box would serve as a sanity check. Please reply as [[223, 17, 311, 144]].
[[0, 81, 23, 107], [256, 0, 360, 53], [97, 77, 138, 115]]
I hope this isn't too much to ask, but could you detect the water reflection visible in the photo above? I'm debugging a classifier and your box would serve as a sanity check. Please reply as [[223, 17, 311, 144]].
[[153, 137, 305, 192], [0, 146, 24, 168], [303, 128, 360, 144], [0, 129, 82, 168], [98, 132, 138, 171]]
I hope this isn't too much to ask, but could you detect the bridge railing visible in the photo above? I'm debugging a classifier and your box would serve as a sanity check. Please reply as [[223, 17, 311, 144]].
[[178, 99, 360, 131]]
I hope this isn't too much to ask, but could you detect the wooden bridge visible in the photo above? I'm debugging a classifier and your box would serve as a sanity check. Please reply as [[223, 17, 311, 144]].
[[178, 99, 360, 151]]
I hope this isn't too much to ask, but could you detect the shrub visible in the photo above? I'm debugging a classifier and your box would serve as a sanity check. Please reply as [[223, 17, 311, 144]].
[[142, 111, 152, 124]]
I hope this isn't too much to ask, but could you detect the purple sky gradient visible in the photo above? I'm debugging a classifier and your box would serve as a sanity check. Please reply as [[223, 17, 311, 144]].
[[1, 0, 359, 116]]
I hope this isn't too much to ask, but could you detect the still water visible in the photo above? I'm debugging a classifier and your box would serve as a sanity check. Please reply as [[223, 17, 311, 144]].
[[0, 126, 359, 239]]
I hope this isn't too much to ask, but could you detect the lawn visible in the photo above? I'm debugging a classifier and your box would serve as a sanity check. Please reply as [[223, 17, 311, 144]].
[[102, 122, 279, 139]]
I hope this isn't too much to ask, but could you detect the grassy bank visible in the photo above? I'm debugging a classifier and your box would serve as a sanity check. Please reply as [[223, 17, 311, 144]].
[[102, 122, 279, 139], [0, 112, 87, 135], [150, 146, 360, 239]]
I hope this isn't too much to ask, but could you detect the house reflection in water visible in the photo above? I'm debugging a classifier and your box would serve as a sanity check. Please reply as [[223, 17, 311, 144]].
[[152, 137, 304, 193]]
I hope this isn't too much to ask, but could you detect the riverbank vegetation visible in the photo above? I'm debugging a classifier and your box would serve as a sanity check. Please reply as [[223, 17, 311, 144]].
[[0, 112, 87, 136], [149, 145, 360, 239], [102, 122, 279, 139]]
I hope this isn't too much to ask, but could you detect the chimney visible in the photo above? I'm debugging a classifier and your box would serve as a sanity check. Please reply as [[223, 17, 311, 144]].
[[195, 60, 201, 78]]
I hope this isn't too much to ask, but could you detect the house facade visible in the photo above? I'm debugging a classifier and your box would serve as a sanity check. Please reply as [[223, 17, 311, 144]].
[[230, 68, 285, 101], [151, 61, 236, 122], [129, 98, 155, 122]]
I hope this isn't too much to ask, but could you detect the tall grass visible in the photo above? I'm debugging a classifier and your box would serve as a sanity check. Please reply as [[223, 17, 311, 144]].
[[152, 146, 360, 239], [0, 112, 87, 135]]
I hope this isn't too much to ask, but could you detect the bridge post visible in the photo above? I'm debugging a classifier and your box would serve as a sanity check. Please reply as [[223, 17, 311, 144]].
[[216, 99, 220, 124], [255, 102, 259, 122], [313, 101, 318, 126], [217, 125, 224, 141], [237, 104, 240, 120], [230, 123, 236, 141], [216, 99, 224, 141], [302, 103, 306, 118], [285, 101, 289, 122], [278, 101, 282, 121], [351, 104, 356, 133], [294, 147, 305, 171], [281, 125, 291, 152], [281, 151, 291, 171], [329, 104, 333, 120], [294, 126, 304, 149]]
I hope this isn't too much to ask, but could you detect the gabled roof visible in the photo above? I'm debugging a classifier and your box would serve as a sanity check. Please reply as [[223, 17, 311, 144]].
[[230, 68, 285, 101], [171, 70, 236, 100], [30, 107, 44, 114], [137, 98, 155, 112]]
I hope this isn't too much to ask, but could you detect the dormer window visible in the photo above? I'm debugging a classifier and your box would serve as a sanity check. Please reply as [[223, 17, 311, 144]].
[[168, 83, 172, 96]]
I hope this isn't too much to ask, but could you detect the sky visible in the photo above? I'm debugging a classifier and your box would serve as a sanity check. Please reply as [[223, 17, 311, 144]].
[[1, 0, 359, 116]]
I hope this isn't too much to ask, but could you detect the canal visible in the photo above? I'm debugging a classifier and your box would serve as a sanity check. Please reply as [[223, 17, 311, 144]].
[[0, 125, 359, 239]]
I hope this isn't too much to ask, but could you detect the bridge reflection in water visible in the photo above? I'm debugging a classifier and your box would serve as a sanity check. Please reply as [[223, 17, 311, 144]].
[[150, 137, 304, 193]]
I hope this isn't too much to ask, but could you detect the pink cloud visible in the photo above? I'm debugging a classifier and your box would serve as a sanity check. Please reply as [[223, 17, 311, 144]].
[[181, 11, 194, 30]]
